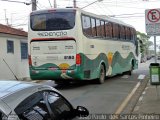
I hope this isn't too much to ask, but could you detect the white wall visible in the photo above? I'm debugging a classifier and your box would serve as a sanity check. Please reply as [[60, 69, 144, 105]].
[[0, 33, 29, 80]]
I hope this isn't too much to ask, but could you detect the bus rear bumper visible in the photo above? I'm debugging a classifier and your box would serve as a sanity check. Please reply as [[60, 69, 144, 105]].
[[30, 68, 84, 80]]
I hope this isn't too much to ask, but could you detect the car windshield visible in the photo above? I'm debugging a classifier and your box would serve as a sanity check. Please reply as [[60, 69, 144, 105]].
[[15, 92, 43, 115]]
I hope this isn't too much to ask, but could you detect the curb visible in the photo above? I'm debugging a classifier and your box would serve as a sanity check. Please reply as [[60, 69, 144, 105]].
[[121, 75, 149, 114]]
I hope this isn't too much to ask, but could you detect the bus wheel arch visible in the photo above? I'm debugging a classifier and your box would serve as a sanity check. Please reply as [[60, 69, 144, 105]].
[[128, 59, 134, 75], [97, 62, 106, 84]]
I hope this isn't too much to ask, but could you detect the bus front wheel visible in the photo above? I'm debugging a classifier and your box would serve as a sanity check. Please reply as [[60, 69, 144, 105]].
[[97, 65, 106, 84]]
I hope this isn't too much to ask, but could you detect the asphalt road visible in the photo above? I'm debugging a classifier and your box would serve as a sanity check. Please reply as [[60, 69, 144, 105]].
[[39, 59, 151, 114], [52, 60, 151, 114]]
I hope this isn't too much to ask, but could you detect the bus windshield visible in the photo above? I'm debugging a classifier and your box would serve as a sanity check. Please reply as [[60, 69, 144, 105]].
[[30, 11, 75, 31]]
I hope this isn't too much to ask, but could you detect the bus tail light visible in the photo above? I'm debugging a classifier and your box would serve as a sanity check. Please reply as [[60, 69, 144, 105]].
[[28, 55, 32, 65], [76, 54, 81, 65]]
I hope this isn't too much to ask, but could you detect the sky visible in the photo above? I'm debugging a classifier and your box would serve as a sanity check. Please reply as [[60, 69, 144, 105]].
[[0, 0, 160, 34]]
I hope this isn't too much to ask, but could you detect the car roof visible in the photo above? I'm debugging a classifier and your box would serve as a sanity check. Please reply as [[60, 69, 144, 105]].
[[0, 81, 35, 97], [0, 80, 60, 97], [0, 80, 60, 115]]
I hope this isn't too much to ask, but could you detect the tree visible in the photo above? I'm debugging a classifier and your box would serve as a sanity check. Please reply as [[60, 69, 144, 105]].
[[136, 31, 152, 57]]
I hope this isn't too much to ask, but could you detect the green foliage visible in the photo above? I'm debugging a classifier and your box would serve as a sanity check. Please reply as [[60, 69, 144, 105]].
[[137, 31, 152, 56]]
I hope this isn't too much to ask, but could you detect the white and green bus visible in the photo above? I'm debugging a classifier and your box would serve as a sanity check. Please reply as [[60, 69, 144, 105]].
[[28, 8, 138, 84]]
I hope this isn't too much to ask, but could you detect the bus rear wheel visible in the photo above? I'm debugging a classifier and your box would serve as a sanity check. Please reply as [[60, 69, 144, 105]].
[[97, 65, 106, 84], [128, 61, 134, 75], [125, 63, 133, 76], [129, 65, 133, 75]]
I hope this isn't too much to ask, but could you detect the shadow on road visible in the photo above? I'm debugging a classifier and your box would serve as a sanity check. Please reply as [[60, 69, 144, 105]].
[[55, 74, 127, 90], [55, 80, 100, 90]]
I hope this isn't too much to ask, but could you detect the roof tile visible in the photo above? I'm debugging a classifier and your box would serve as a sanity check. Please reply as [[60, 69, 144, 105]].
[[0, 24, 27, 37]]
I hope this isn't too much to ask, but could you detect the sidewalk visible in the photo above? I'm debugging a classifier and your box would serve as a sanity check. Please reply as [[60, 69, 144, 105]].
[[133, 82, 160, 114]]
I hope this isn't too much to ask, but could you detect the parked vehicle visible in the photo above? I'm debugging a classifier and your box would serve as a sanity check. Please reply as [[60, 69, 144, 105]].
[[157, 56, 160, 60], [147, 55, 152, 60], [0, 81, 89, 120]]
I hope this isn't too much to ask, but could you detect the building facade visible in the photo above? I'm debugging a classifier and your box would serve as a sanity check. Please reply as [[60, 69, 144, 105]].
[[0, 24, 29, 80]]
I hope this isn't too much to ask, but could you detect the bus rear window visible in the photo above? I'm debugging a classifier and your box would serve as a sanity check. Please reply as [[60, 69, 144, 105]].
[[30, 12, 75, 31]]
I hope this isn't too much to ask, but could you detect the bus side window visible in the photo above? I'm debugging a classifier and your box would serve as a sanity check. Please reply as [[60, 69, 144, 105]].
[[124, 27, 127, 40], [125, 27, 130, 40], [130, 28, 134, 42], [110, 23, 113, 38], [96, 19, 101, 37], [105, 22, 112, 38], [117, 25, 121, 40], [82, 15, 92, 36], [113, 23, 118, 39], [133, 29, 137, 41], [120, 26, 125, 40], [105, 21, 109, 38], [129, 28, 131, 40], [91, 18, 96, 37], [100, 20, 105, 38]]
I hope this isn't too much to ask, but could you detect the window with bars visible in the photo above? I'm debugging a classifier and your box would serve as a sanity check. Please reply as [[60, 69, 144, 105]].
[[21, 42, 28, 59], [7, 40, 14, 53]]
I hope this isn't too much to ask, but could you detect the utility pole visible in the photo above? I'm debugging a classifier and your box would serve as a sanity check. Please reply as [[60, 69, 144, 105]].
[[4, 9, 9, 25], [54, 0, 57, 8], [32, 0, 37, 11], [73, 0, 76, 8]]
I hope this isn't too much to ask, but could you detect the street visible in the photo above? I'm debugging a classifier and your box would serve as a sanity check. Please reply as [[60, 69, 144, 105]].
[[50, 59, 152, 114]]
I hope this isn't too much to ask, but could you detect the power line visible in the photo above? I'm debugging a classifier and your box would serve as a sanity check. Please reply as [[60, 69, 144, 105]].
[[95, 2, 113, 15], [109, 13, 144, 17], [67, 0, 72, 7], [0, 0, 31, 5], [48, 0, 52, 8], [100, 2, 114, 15], [92, 2, 105, 14], [78, 0, 160, 9], [12, 23, 27, 27], [84, 0, 102, 14], [102, 0, 160, 4], [10, 18, 28, 21], [113, 15, 145, 18], [109, 13, 145, 18], [37, 1, 48, 9], [102, 3, 147, 9], [81, 0, 103, 9]]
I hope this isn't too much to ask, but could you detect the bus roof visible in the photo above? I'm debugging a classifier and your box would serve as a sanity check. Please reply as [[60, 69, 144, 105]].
[[30, 8, 134, 29], [30, 8, 77, 15]]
